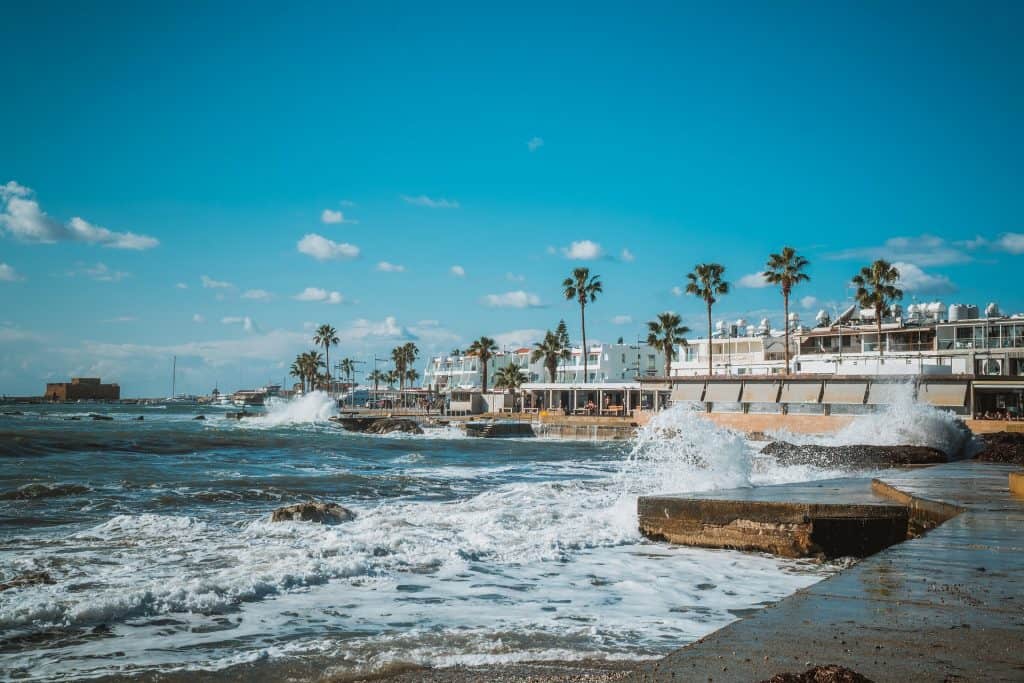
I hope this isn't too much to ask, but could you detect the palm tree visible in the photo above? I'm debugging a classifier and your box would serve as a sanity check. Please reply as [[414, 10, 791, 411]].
[[313, 324, 339, 389], [494, 363, 527, 412], [385, 370, 398, 389], [531, 330, 570, 382], [685, 263, 730, 376], [562, 268, 602, 383], [290, 356, 305, 393], [368, 369, 386, 393], [646, 312, 690, 379], [467, 336, 498, 392], [404, 368, 419, 387], [764, 247, 811, 375], [852, 260, 903, 359], [299, 351, 325, 390], [555, 319, 571, 349]]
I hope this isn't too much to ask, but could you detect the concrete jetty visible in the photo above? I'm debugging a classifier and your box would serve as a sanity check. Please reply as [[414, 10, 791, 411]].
[[630, 461, 1024, 682]]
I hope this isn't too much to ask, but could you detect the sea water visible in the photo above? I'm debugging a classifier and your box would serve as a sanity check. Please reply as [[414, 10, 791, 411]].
[[0, 394, 970, 679]]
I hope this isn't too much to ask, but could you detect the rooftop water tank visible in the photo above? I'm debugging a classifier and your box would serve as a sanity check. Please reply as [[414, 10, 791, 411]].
[[815, 309, 830, 326], [948, 304, 969, 322], [985, 302, 1001, 318]]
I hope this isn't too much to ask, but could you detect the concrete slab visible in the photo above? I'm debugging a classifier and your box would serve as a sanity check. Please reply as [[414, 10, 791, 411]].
[[638, 478, 910, 558], [628, 461, 1024, 682]]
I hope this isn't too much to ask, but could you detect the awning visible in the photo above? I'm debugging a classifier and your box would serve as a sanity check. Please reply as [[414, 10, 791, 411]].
[[972, 381, 1024, 390], [705, 382, 742, 403], [742, 382, 781, 403], [671, 383, 705, 402], [918, 382, 968, 407], [866, 382, 914, 405], [779, 382, 822, 404], [822, 382, 868, 405]]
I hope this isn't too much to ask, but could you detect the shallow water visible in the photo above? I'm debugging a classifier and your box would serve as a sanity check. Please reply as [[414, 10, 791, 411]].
[[0, 395, 958, 680]]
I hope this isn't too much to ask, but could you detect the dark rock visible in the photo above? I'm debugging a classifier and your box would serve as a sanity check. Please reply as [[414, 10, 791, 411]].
[[366, 418, 423, 435], [66, 416, 81, 421], [332, 416, 423, 435], [0, 571, 55, 593], [973, 431, 1024, 465], [89, 414, 114, 421], [2, 410, 24, 416], [194, 415, 206, 421], [762, 442, 947, 468], [763, 664, 874, 683], [135, 416, 145, 421], [270, 502, 356, 524]]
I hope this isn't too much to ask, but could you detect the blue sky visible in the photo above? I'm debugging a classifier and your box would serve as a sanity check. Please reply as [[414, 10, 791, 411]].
[[1, 1, 1021, 396]]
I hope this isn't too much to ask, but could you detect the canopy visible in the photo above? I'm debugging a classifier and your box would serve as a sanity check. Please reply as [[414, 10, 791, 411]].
[[705, 382, 742, 403], [741, 382, 781, 403], [917, 382, 968, 407], [779, 381, 822, 404], [671, 383, 705, 402], [821, 382, 868, 405]]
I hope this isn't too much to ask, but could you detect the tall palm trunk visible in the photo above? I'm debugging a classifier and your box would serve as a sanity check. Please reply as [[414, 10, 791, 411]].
[[481, 363, 488, 394], [324, 346, 330, 392], [876, 306, 884, 359], [706, 304, 713, 376], [783, 290, 790, 375], [664, 344, 672, 380], [580, 301, 587, 383]]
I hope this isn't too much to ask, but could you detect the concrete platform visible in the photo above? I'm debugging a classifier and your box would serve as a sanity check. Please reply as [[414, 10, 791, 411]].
[[629, 461, 1024, 682], [638, 478, 911, 558]]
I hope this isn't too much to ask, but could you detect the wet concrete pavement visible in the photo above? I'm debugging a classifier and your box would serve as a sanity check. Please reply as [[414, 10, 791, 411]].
[[629, 461, 1024, 682]]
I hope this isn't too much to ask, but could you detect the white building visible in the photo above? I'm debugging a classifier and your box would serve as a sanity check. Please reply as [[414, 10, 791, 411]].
[[423, 342, 664, 391]]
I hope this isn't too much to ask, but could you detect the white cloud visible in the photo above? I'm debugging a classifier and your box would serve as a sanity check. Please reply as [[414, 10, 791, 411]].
[[671, 286, 683, 297], [561, 240, 604, 260], [738, 271, 770, 288], [221, 316, 256, 333], [611, 315, 633, 325], [482, 290, 543, 308], [450, 265, 466, 277], [339, 200, 355, 208], [68, 262, 129, 282], [545, 245, 557, 255], [0, 263, 23, 282], [827, 234, 969, 267], [0, 323, 41, 343], [297, 233, 360, 261], [175, 282, 188, 289], [892, 262, 957, 295], [0, 182, 158, 249], [241, 289, 272, 300], [505, 272, 525, 282], [201, 275, 233, 289], [104, 316, 136, 323], [620, 248, 635, 263], [527, 136, 544, 152], [321, 209, 343, 224], [293, 287, 344, 304], [492, 329, 546, 349], [401, 194, 460, 209], [800, 296, 819, 309], [996, 233, 1024, 254], [377, 261, 405, 273], [192, 314, 205, 323]]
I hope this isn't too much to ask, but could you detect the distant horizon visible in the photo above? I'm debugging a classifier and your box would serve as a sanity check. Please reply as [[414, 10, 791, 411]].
[[2, 2, 1021, 396]]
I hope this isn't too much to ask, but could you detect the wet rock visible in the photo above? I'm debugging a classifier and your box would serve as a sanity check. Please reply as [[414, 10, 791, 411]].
[[270, 502, 356, 524], [2, 410, 24, 416], [762, 664, 874, 683], [1, 483, 91, 500], [332, 416, 423, 434], [0, 571, 55, 593], [762, 442, 946, 467], [135, 416, 145, 421], [193, 415, 206, 421], [973, 431, 1024, 465], [366, 418, 423, 435], [89, 414, 113, 421]]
